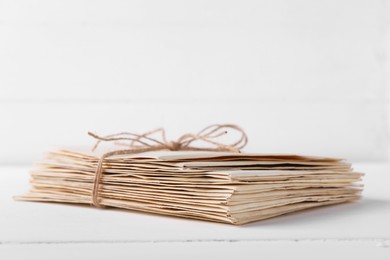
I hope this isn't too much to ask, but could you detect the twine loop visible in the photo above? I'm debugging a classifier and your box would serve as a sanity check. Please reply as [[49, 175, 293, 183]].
[[88, 124, 248, 208]]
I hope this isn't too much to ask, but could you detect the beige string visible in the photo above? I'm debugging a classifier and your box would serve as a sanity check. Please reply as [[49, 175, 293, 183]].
[[88, 124, 248, 208]]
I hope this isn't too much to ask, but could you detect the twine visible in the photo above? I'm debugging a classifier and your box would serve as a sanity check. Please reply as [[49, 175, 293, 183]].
[[88, 124, 248, 208]]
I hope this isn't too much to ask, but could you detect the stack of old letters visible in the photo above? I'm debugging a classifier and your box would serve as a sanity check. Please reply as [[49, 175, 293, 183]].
[[16, 148, 363, 225]]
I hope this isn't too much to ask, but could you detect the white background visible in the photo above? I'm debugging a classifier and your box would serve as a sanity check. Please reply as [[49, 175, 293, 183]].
[[0, 0, 389, 164], [1, 2, 390, 259]]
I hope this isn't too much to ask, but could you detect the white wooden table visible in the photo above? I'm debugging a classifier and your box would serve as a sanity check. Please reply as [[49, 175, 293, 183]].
[[1, 163, 389, 260]]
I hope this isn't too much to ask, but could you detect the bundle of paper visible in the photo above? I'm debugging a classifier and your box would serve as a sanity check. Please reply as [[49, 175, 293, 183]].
[[16, 149, 363, 225]]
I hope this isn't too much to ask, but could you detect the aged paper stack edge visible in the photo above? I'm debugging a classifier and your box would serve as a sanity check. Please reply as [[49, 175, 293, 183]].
[[16, 150, 363, 225]]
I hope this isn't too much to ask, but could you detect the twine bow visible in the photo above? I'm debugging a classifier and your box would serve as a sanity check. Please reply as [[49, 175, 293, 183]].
[[88, 124, 248, 208]]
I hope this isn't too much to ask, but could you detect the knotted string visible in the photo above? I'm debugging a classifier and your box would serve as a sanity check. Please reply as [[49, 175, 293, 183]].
[[88, 124, 248, 208]]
